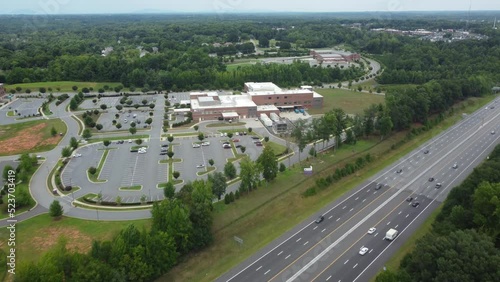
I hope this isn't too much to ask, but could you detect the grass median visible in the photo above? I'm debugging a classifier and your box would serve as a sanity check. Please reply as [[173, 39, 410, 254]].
[[87, 149, 110, 183]]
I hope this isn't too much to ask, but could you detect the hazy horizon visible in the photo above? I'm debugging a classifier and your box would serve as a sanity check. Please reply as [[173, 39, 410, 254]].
[[1, 0, 499, 15]]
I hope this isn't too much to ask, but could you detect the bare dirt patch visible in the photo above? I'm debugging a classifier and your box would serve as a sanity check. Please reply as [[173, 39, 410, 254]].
[[0, 123, 60, 154], [30, 227, 92, 254]]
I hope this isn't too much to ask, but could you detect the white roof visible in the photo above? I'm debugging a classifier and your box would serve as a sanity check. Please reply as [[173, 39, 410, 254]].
[[191, 94, 256, 110], [257, 105, 279, 111], [222, 112, 239, 118], [245, 82, 282, 92], [313, 92, 323, 98]]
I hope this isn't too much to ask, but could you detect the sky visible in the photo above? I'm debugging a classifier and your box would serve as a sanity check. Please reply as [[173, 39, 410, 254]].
[[1, 0, 498, 14]]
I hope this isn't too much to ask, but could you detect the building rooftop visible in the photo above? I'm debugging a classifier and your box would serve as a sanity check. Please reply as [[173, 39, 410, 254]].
[[191, 93, 256, 110], [257, 105, 279, 111], [245, 82, 282, 93]]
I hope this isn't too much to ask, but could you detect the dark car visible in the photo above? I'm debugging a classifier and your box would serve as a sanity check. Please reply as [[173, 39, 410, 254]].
[[161, 144, 169, 148], [255, 142, 263, 146], [375, 183, 383, 190], [428, 177, 435, 182], [251, 136, 260, 140], [406, 197, 413, 202], [315, 215, 324, 224], [435, 183, 442, 188], [412, 202, 420, 207], [423, 150, 429, 154], [161, 149, 168, 152], [160, 152, 167, 156], [396, 169, 403, 174]]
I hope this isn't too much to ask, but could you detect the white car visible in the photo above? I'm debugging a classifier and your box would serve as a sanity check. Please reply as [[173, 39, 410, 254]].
[[201, 142, 210, 146], [192, 144, 201, 148], [72, 153, 82, 158], [368, 227, 376, 235], [220, 133, 224, 137], [196, 164, 205, 168], [138, 150, 147, 154], [128, 139, 132, 143], [359, 246, 369, 256]]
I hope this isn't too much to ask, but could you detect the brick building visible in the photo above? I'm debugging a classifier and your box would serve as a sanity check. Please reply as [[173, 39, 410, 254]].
[[191, 83, 323, 121], [310, 50, 361, 64]]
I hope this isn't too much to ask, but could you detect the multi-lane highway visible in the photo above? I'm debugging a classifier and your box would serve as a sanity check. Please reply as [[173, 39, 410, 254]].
[[219, 98, 500, 282]]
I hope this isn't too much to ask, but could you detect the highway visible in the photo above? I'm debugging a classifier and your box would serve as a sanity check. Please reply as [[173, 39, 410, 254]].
[[218, 98, 500, 282]]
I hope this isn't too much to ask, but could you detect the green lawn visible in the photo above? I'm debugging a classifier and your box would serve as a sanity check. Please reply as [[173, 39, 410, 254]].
[[6, 111, 15, 117], [0, 214, 150, 264], [119, 185, 142, 191], [0, 119, 67, 156], [4, 81, 129, 93], [197, 166, 216, 176], [264, 141, 288, 156], [87, 149, 110, 183], [311, 88, 385, 115], [206, 122, 246, 128]]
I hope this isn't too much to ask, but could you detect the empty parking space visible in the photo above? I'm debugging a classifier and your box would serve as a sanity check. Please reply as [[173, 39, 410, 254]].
[[96, 110, 153, 131], [3, 98, 45, 118], [79, 97, 121, 110]]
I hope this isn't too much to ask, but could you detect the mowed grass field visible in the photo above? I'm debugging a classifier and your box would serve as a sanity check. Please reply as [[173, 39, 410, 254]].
[[0, 119, 67, 156], [4, 81, 127, 93], [311, 88, 385, 115]]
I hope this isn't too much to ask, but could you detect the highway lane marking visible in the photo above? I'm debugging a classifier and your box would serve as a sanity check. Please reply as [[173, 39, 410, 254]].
[[265, 270, 270, 275], [353, 264, 358, 269], [322, 228, 326, 233], [342, 206, 347, 209], [277, 251, 283, 256], [326, 275, 331, 281], [386, 221, 391, 225], [313, 226, 318, 230], [406, 214, 410, 218], [296, 238, 301, 242], [304, 241, 309, 246], [355, 197, 359, 201], [309, 196, 410, 282], [256, 266, 262, 271], [285, 255, 291, 260], [344, 260, 349, 264], [349, 208, 354, 212], [329, 215, 333, 219]]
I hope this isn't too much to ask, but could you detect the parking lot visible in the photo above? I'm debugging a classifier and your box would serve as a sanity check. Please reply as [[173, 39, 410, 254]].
[[127, 95, 156, 105], [1, 98, 45, 118], [96, 110, 153, 131], [80, 97, 121, 110]]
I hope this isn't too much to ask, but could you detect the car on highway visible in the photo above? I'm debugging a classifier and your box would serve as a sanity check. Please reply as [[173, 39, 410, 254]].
[[491, 131, 496, 135], [435, 183, 442, 188], [452, 163, 458, 169], [368, 227, 376, 235], [315, 215, 324, 224], [406, 196, 413, 202], [412, 201, 420, 207], [192, 144, 201, 148], [423, 150, 429, 154], [428, 177, 435, 182], [359, 247, 369, 256], [375, 183, 383, 190], [396, 169, 403, 173]]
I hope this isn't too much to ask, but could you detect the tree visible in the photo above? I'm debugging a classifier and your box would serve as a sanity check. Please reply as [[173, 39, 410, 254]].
[[100, 104, 107, 110], [49, 200, 63, 218], [103, 140, 111, 147], [257, 146, 278, 182], [473, 181, 500, 235], [168, 136, 174, 143], [377, 115, 393, 140], [291, 119, 308, 162], [134, 104, 140, 109], [208, 159, 214, 167], [61, 146, 72, 158], [248, 127, 253, 133], [163, 182, 176, 199], [151, 199, 192, 254], [145, 118, 153, 125], [264, 136, 270, 142], [279, 163, 286, 172], [116, 123, 122, 129], [116, 104, 123, 111], [194, 125, 199, 131], [129, 127, 137, 135], [2, 165, 14, 181], [70, 137, 78, 149], [198, 133, 205, 142], [25, 89, 31, 94], [88, 167, 97, 175], [135, 139, 143, 145], [240, 146, 246, 153], [167, 151, 174, 159], [239, 157, 261, 193], [72, 86, 78, 91], [172, 171, 180, 179], [130, 122, 136, 128], [82, 87, 90, 93], [50, 126, 58, 137], [208, 172, 227, 200], [98, 88, 105, 94], [142, 99, 148, 105], [95, 124, 103, 131], [82, 129, 92, 139], [39, 87, 46, 94], [227, 132, 233, 139], [224, 162, 237, 179], [309, 147, 317, 159]]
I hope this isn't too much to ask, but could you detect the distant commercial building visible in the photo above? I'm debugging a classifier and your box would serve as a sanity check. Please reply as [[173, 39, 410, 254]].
[[0, 83, 5, 98], [191, 82, 323, 121], [310, 50, 361, 64]]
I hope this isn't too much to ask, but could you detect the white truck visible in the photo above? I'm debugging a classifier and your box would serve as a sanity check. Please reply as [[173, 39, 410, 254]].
[[385, 228, 398, 241]]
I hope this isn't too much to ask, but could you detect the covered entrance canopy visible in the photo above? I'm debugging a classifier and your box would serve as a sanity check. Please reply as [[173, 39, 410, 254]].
[[222, 112, 239, 119]]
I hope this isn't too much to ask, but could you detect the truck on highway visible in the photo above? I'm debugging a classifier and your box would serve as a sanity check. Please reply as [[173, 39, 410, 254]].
[[384, 228, 398, 241]]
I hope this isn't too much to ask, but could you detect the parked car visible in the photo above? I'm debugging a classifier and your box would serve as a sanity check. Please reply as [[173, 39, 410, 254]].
[[160, 152, 167, 156], [255, 142, 263, 146], [232, 138, 240, 142], [222, 144, 231, 149], [196, 164, 205, 168], [202, 142, 210, 146], [423, 150, 429, 154], [161, 144, 169, 148], [193, 144, 201, 148]]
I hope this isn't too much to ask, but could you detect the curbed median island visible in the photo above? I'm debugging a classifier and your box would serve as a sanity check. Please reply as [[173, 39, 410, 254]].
[[119, 185, 142, 191]]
